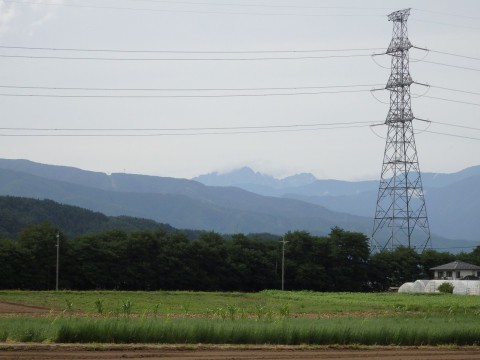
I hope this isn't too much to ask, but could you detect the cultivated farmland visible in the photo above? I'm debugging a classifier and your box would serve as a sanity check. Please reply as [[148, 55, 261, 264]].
[[1, 291, 480, 359]]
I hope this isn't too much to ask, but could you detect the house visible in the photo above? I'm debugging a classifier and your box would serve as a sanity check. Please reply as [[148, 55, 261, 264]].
[[431, 261, 480, 280]]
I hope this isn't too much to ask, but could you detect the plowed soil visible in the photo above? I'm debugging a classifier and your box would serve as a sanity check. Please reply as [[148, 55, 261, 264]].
[[0, 345, 479, 360], [0, 301, 52, 315]]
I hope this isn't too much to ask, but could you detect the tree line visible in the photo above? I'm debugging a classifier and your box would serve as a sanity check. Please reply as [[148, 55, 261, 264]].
[[0, 222, 478, 291]]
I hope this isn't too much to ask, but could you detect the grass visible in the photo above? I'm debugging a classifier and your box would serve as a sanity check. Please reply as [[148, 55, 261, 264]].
[[1, 290, 480, 345], [2, 315, 480, 345], [1, 290, 479, 316]]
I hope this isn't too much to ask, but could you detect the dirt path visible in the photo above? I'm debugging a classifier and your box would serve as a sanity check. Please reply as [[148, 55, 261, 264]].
[[0, 345, 479, 360], [0, 301, 52, 315]]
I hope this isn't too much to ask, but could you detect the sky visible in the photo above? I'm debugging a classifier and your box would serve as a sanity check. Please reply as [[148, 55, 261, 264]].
[[0, 0, 479, 181]]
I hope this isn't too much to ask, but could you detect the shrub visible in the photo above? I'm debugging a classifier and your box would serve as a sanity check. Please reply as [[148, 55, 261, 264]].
[[438, 282, 454, 294]]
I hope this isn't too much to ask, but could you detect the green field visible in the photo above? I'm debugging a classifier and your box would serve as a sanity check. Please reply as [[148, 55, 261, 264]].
[[1, 290, 480, 345]]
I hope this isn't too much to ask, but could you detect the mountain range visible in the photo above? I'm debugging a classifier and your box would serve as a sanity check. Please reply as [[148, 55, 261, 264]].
[[0, 158, 478, 252], [194, 166, 480, 243], [0, 159, 369, 236], [0, 196, 174, 238]]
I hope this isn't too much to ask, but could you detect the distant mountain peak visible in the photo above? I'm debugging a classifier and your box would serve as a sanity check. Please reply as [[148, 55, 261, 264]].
[[282, 172, 317, 187], [193, 166, 317, 189]]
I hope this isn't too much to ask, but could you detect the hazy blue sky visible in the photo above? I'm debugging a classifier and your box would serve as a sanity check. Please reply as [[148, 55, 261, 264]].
[[0, 0, 479, 180]]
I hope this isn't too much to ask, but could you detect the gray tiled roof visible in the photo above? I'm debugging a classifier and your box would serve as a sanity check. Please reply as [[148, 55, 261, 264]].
[[431, 261, 480, 271]]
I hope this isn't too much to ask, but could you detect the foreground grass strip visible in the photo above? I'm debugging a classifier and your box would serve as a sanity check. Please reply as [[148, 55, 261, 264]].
[[55, 317, 480, 345], [1, 316, 476, 346]]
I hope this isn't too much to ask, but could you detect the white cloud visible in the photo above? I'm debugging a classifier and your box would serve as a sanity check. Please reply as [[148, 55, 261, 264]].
[[0, 0, 64, 37], [0, 3, 16, 34]]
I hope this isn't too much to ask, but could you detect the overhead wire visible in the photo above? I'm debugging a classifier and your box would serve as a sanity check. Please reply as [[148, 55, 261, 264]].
[[0, 53, 373, 61], [0, 83, 383, 92], [123, 0, 394, 12], [422, 130, 480, 142], [410, 18, 480, 31], [421, 96, 480, 107], [0, 120, 377, 132], [370, 121, 480, 142], [0, 89, 374, 98], [431, 121, 480, 132], [413, 8, 480, 21], [0, 6, 476, 140], [412, 59, 480, 73], [2, 117, 478, 142], [0, 121, 371, 137], [427, 50, 480, 61], [0, 45, 385, 54], [370, 86, 480, 107], [2, 0, 387, 17], [1, 45, 478, 64], [429, 85, 480, 96]]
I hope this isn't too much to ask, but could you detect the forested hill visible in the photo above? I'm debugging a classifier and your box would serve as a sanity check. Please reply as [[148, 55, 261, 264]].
[[0, 196, 175, 238]]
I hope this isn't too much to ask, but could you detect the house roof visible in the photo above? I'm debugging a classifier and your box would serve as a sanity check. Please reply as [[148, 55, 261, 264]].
[[431, 261, 480, 271]]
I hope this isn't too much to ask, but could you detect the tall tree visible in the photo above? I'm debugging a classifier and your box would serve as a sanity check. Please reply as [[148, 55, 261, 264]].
[[328, 227, 370, 291]]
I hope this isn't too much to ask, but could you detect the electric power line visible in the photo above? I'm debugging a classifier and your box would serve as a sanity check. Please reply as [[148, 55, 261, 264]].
[[0, 122, 377, 137], [410, 18, 480, 31], [0, 120, 377, 132], [0, 89, 374, 98], [0, 45, 385, 54], [413, 59, 480, 72], [413, 8, 480, 21], [422, 130, 480, 141], [124, 0, 394, 12], [2, 45, 479, 63], [1, 89, 478, 104], [432, 121, 480, 132], [3, 0, 387, 17], [2, 119, 479, 142], [427, 50, 480, 61], [421, 95, 480, 107], [2, 119, 478, 134], [0, 83, 383, 92], [0, 53, 373, 61], [430, 85, 480, 96]]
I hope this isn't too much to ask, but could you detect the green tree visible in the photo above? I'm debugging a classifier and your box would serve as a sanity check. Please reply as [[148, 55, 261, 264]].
[[419, 249, 455, 279], [0, 238, 30, 288], [282, 231, 332, 291], [67, 230, 127, 289], [328, 227, 370, 291], [228, 234, 278, 291], [16, 223, 65, 290], [369, 246, 421, 290], [456, 247, 480, 266]]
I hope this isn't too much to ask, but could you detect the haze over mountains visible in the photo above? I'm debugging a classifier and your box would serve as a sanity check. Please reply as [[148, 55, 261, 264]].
[[194, 166, 480, 242], [0, 159, 368, 236], [0, 158, 478, 251]]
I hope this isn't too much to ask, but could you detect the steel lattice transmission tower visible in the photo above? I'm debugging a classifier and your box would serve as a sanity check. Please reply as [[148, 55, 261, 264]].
[[371, 9, 432, 252]]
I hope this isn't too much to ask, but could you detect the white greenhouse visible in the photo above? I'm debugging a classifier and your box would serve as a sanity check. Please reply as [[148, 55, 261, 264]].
[[398, 282, 415, 293], [397, 261, 480, 296], [398, 279, 480, 295]]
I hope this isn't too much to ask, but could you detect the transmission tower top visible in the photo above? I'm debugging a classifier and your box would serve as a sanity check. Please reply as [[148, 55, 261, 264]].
[[388, 8, 411, 22], [386, 8, 413, 56]]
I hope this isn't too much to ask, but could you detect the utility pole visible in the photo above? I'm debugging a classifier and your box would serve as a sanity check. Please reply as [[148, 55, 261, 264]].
[[371, 9, 431, 252], [280, 239, 288, 290], [55, 232, 60, 291]]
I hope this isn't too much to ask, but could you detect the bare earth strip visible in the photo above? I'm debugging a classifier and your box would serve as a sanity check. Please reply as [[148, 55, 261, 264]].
[[0, 301, 52, 315], [1, 345, 480, 360]]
